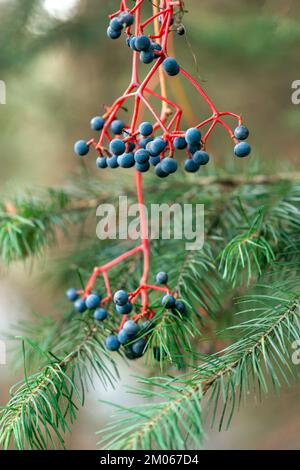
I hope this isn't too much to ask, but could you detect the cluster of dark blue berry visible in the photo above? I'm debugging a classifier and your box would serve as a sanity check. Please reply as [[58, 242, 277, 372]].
[[107, 11, 134, 40]]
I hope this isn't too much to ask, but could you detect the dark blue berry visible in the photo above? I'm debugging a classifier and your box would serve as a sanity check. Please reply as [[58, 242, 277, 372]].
[[153, 346, 161, 361], [134, 149, 150, 164], [151, 42, 162, 52], [173, 137, 187, 150], [163, 57, 180, 76], [139, 122, 153, 137], [155, 163, 169, 178], [124, 345, 137, 360], [173, 300, 187, 316], [185, 128, 201, 145], [234, 142, 251, 158], [140, 50, 154, 64], [161, 157, 178, 174], [96, 156, 108, 169], [149, 138, 166, 155], [110, 119, 124, 135], [85, 294, 101, 310], [117, 329, 130, 345], [74, 299, 87, 313], [193, 150, 210, 166], [135, 161, 150, 173], [114, 290, 129, 306], [66, 288, 78, 302], [140, 320, 151, 333], [110, 18, 122, 31], [132, 338, 147, 357], [128, 141, 135, 152], [74, 140, 89, 156], [107, 155, 119, 168], [234, 125, 249, 141], [117, 152, 135, 168], [150, 155, 161, 166], [91, 116, 105, 131], [188, 143, 201, 154], [107, 27, 121, 40], [162, 294, 176, 309], [106, 335, 120, 351], [109, 139, 126, 156], [129, 36, 138, 51], [139, 136, 153, 149], [184, 159, 200, 173], [135, 35, 151, 52], [123, 320, 139, 337], [119, 11, 134, 27], [156, 272, 168, 284], [94, 308, 108, 321], [116, 302, 133, 315]]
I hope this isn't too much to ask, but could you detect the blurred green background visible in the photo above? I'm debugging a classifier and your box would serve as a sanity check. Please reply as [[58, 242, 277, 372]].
[[0, 0, 300, 450]]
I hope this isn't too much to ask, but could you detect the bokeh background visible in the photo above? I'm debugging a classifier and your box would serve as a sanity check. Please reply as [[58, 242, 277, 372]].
[[0, 0, 300, 450]]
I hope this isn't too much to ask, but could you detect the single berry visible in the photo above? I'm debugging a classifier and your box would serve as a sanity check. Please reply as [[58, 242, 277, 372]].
[[184, 159, 200, 173], [234, 125, 249, 141], [85, 294, 101, 310], [174, 137, 187, 150], [129, 36, 138, 51], [163, 57, 180, 76], [117, 329, 130, 345], [151, 42, 162, 52], [119, 11, 134, 27], [161, 157, 178, 174], [185, 128, 201, 145], [162, 294, 176, 309], [156, 272, 168, 284], [149, 138, 166, 155], [135, 161, 150, 173], [123, 320, 139, 337], [132, 338, 147, 357], [140, 50, 154, 64], [188, 143, 201, 154], [91, 116, 105, 131], [234, 142, 251, 158], [116, 302, 133, 315], [134, 149, 150, 164], [135, 35, 151, 52], [74, 140, 89, 156], [110, 119, 125, 135], [110, 17, 123, 32], [193, 150, 210, 166], [153, 346, 161, 361], [96, 157, 108, 169], [107, 27, 121, 40], [109, 139, 126, 156], [107, 155, 119, 168], [114, 290, 129, 306], [173, 300, 187, 316], [106, 335, 120, 351], [139, 136, 153, 149], [155, 163, 169, 178], [66, 288, 78, 302], [139, 122, 153, 137], [150, 155, 161, 166], [74, 299, 87, 313], [124, 345, 137, 360], [94, 308, 108, 321], [117, 152, 135, 168]]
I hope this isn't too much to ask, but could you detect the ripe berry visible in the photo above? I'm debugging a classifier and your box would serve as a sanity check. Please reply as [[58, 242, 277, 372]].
[[173, 300, 187, 316], [74, 140, 89, 156], [74, 299, 87, 313], [135, 161, 150, 173], [163, 57, 180, 76], [116, 302, 133, 315], [109, 139, 126, 156], [123, 320, 139, 337], [161, 157, 178, 174], [135, 35, 151, 52], [107, 27, 121, 40], [107, 155, 119, 168], [156, 272, 168, 284], [114, 290, 129, 306], [117, 152, 135, 168], [106, 335, 120, 351], [110, 119, 124, 135], [149, 138, 166, 155], [184, 159, 200, 173], [94, 308, 108, 321], [234, 125, 249, 141], [139, 136, 153, 149], [140, 51, 154, 64], [132, 338, 147, 357], [185, 128, 201, 145], [66, 288, 78, 302], [162, 294, 176, 309], [150, 156, 161, 166], [134, 149, 150, 164], [85, 294, 101, 310], [234, 142, 251, 158], [128, 141, 135, 152], [91, 116, 105, 131], [119, 11, 134, 27], [96, 157, 108, 169], [129, 36, 138, 51], [151, 42, 162, 52], [188, 143, 201, 155], [139, 122, 153, 137], [124, 346, 137, 360], [140, 320, 151, 334], [110, 18, 122, 32], [155, 163, 169, 178], [193, 150, 210, 166], [117, 329, 130, 345], [174, 137, 187, 150]]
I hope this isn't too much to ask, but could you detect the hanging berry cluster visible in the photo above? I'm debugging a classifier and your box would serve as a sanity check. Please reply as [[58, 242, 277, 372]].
[[69, 0, 252, 360]]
